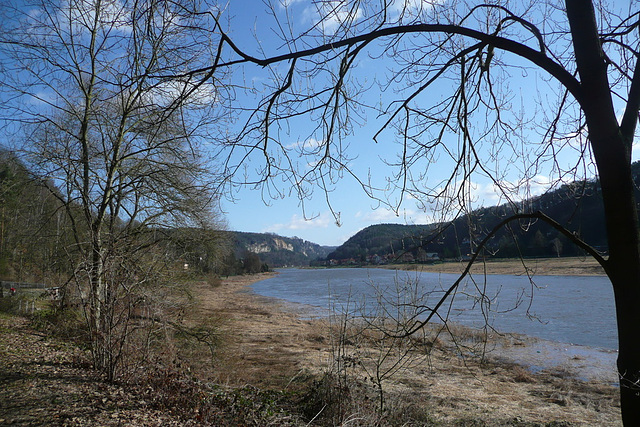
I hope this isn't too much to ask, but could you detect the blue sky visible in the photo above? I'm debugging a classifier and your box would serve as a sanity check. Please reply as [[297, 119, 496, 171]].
[[215, 0, 640, 247], [3, 0, 636, 248], [218, 0, 622, 247]]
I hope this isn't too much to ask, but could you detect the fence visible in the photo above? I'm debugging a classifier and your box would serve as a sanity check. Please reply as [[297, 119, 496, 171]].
[[16, 299, 37, 314], [0, 280, 47, 289], [0, 281, 47, 315]]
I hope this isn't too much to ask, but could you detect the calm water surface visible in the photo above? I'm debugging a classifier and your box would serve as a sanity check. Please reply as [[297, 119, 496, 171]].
[[252, 267, 617, 350]]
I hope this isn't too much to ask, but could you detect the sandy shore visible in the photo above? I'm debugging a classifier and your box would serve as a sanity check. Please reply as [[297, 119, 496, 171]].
[[185, 272, 621, 425], [385, 256, 607, 276]]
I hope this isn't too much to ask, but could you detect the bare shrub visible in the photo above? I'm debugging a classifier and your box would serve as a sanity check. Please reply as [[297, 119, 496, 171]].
[[509, 365, 536, 383]]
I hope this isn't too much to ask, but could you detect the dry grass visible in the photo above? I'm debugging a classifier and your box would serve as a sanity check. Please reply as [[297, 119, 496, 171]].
[[172, 273, 622, 426], [1, 271, 621, 425], [385, 256, 606, 277]]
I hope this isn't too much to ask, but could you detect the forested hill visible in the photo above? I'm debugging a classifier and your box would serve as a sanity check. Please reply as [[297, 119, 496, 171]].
[[326, 162, 640, 265], [326, 224, 437, 264], [5, 143, 640, 270], [0, 150, 333, 278]]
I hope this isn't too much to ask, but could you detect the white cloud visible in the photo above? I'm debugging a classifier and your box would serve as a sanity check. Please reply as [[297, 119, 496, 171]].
[[56, 0, 191, 38], [468, 174, 554, 207], [302, 1, 363, 35], [354, 205, 430, 225], [276, 0, 305, 9], [526, 175, 554, 196], [286, 137, 325, 150], [388, 0, 444, 22], [356, 208, 400, 222], [634, 143, 640, 162], [403, 175, 555, 225], [388, 0, 424, 14], [347, 175, 555, 230], [58, 0, 132, 34], [149, 80, 218, 108], [27, 90, 58, 107], [263, 212, 332, 233]]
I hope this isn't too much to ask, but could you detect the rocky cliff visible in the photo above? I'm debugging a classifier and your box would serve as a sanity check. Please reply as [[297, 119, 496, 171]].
[[231, 231, 335, 267]]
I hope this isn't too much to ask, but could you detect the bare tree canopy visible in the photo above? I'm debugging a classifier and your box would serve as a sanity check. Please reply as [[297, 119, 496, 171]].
[[195, 0, 640, 423], [0, 0, 228, 379], [206, 1, 616, 213], [2, 0, 640, 422]]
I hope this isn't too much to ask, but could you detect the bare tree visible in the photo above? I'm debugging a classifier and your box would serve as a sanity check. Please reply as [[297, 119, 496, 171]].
[[0, 0, 227, 380], [190, 0, 640, 423]]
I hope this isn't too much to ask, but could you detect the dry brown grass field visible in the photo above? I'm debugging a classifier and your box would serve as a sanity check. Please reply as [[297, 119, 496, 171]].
[[385, 256, 606, 276]]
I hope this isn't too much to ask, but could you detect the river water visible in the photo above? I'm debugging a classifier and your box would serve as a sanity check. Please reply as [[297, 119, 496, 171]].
[[252, 267, 619, 381]]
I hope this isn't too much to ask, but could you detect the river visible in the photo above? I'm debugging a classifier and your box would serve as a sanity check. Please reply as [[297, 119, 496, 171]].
[[251, 267, 619, 381]]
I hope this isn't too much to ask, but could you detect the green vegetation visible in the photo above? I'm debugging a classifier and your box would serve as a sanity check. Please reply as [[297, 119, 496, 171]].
[[0, 149, 230, 380], [327, 224, 436, 264], [0, 149, 74, 284]]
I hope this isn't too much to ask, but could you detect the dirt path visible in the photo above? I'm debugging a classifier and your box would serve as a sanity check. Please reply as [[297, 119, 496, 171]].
[[0, 315, 185, 426], [185, 274, 325, 387]]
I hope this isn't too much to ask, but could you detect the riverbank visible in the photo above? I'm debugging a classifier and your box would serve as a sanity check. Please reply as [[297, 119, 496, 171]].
[[0, 272, 621, 425], [385, 256, 606, 276], [198, 273, 620, 425]]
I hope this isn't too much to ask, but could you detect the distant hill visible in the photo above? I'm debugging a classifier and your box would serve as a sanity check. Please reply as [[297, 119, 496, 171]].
[[324, 161, 640, 265], [230, 231, 335, 267], [6, 143, 639, 271], [326, 224, 437, 264]]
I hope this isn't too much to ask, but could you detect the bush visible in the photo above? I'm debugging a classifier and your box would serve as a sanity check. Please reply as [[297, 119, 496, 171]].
[[29, 305, 89, 347], [137, 363, 301, 425]]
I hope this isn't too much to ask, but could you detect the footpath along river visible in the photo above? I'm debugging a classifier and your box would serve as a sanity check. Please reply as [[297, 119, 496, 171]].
[[252, 267, 619, 383]]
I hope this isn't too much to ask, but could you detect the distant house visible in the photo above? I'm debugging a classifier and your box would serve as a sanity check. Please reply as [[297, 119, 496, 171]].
[[425, 252, 440, 261], [367, 254, 385, 265], [45, 287, 65, 307], [46, 287, 63, 300]]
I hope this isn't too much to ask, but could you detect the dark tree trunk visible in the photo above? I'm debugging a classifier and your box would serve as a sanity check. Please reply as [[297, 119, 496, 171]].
[[598, 155, 640, 424], [565, 1, 640, 423], [612, 270, 640, 424]]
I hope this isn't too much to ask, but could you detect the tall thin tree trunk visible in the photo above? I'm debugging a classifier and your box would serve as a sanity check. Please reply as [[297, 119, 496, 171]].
[[91, 231, 108, 375], [565, 2, 640, 421], [611, 271, 640, 424], [593, 147, 640, 425]]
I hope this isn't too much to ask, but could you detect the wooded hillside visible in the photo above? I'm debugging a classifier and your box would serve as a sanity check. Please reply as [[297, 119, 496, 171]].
[[325, 162, 640, 264]]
